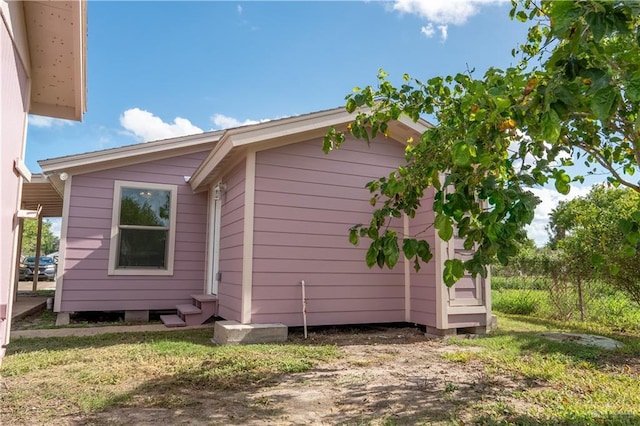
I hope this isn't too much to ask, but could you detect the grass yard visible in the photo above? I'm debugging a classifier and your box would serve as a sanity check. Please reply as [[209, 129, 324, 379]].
[[1, 317, 639, 425], [0, 329, 338, 424]]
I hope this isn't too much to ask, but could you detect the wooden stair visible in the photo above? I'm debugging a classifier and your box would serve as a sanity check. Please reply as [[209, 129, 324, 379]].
[[160, 294, 219, 327]]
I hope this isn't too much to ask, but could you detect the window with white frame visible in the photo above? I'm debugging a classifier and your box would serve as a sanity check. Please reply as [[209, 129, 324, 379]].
[[108, 181, 178, 275]]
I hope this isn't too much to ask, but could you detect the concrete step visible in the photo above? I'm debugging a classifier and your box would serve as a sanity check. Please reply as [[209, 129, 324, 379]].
[[160, 314, 186, 327]]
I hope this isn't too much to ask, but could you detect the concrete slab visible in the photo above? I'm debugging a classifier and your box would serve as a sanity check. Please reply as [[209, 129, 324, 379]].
[[11, 323, 214, 339], [540, 332, 623, 350], [213, 320, 288, 345], [124, 310, 149, 323]]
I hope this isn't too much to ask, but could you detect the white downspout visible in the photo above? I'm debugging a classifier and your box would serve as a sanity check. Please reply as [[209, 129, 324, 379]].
[[301, 280, 308, 339]]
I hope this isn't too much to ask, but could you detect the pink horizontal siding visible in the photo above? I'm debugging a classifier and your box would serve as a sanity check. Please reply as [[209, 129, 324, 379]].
[[1, 19, 29, 351], [216, 160, 245, 322], [409, 188, 438, 327], [59, 151, 210, 312], [448, 313, 487, 328], [252, 136, 407, 327]]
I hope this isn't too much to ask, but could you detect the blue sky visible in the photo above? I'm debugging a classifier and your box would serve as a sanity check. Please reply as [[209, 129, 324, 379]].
[[27, 0, 597, 244]]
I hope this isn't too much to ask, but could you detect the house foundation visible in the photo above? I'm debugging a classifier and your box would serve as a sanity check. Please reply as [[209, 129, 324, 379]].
[[125, 310, 149, 323], [213, 320, 287, 345], [56, 312, 70, 326]]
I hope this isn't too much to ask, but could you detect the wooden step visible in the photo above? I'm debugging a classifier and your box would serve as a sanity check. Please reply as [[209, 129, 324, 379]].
[[191, 294, 218, 303], [177, 304, 201, 315], [160, 314, 186, 327]]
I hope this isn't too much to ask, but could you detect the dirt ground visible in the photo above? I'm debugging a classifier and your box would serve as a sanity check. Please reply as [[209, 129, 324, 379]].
[[69, 326, 534, 425]]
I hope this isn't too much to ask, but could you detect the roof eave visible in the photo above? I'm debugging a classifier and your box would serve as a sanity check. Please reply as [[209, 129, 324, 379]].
[[39, 131, 223, 178], [189, 107, 431, 192], [25, 0, 87, 121]]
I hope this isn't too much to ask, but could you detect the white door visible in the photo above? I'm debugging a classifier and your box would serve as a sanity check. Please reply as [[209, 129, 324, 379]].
[[206, 185, 222, 295]]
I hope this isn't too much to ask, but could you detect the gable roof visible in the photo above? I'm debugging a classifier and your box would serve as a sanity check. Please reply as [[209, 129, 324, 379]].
[[188, 107, 432, 192], [39, 107, 431, 195], [39, 130, 223, 195]]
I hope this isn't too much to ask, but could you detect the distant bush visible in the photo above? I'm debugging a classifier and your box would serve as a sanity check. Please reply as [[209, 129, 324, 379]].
[[491, 276, 548, 291], [492, 290, 542, 315], [588, 294, 640, 333]]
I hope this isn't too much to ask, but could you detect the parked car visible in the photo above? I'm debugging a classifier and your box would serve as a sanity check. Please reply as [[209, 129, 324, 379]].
[[22, 256, 56, 281], [46, 252, 59, 264], [19, 263, 33, 281], [44, 263, 57, 280]]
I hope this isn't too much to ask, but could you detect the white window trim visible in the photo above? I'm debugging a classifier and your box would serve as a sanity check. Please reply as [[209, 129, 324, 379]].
[[108, 180, 178, 276]]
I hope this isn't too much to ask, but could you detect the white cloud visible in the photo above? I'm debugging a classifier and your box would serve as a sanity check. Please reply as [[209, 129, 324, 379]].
[[237, 4, 242, 15], [28, 115, 74, 128], [438, 24, 448, 41], [420, 23, 435, 37], [393, 0, 508, 41], [211, 113, 271, 129], [120, 108, 203, 142], [525, 185, 592, 246]]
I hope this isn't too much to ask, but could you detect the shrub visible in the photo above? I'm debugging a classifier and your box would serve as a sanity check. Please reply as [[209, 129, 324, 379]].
[[492, 290, 541, 315]]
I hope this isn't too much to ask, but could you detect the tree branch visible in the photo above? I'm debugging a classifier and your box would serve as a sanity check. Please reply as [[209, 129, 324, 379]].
[[579, 144, 640, 192]]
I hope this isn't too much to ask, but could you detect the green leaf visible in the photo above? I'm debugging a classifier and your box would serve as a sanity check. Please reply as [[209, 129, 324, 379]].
[[376, 250, 385, 268], [625, 230, 640, 246], [591, 86, 619, 122], [402, 238, 418, 259], [541, 109, 561, 143], [610, 264, 620, 276], [416, 240, 432, 263], [625, 72, 640, 102], [619, 218, 634, 233], [452, 141, 472, 167], [349, 228, 358, 245], [346, 98, 357, 114], [435, 214, 454, 241], [383, 236, 400, 268], [622, 245, 637, 257], [554, 171, 571, 195], [516, 10, 528, 22], [366, 245, 378, 268], [443, 259, 465, 287], [548, 1, 580, 36]]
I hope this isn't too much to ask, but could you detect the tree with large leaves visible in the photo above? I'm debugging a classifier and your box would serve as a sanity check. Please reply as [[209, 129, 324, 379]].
[[21, 219, 59, 257], [549, 185, 640, 305], [324, 0, 640, 286]]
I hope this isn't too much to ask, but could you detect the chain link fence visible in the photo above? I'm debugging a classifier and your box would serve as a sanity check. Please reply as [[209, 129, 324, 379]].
[[491, 258, 640, 333]]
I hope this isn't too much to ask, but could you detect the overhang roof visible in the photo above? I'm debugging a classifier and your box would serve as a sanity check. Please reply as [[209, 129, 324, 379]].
[[24, 0, 87, 121], [189, 107, 432, 192], [21, 174, 63, 217]]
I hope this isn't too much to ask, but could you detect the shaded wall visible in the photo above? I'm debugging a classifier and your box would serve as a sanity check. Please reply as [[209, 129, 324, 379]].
[[251, 136, 407, 326], [216, 160, 246, 321]]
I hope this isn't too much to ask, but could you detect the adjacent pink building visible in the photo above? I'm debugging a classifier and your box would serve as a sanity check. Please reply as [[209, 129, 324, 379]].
[[1, 0, 86, 360], [39, 108, 491, 335]]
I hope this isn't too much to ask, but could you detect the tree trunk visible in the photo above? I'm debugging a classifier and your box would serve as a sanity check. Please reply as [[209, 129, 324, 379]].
[[576, 276, 585, 322]]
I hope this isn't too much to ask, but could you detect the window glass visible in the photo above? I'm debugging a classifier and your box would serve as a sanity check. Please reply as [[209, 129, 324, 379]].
[[116, 187, 172, 269], [119, 188, 171, 227], [118, 229, 167, 268]]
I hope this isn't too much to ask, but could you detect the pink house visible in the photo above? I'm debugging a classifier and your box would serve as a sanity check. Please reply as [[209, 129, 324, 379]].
[[1, 0, 86, 360], [39, 108, 491, 336]]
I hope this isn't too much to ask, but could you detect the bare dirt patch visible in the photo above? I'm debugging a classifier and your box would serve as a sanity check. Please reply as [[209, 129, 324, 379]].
[[68, 326, 541, 425]]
